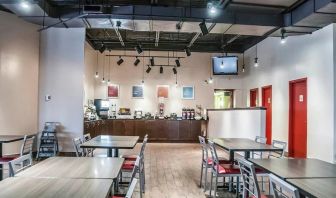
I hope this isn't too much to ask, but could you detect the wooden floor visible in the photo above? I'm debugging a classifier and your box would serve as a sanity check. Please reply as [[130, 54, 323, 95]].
[[119, 143, 238, 198]]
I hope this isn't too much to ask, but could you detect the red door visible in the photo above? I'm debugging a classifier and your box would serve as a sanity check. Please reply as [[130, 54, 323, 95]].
[[262, 86, 272, 145], [250, 88, 258, 107], [289, 78, 307, 158]]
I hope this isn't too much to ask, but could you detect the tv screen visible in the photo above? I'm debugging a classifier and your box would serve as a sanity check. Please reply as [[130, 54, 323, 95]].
[[212, 56, 238, 75]]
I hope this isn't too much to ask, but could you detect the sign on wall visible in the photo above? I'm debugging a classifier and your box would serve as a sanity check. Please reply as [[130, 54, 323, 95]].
[[108, 84, 119, 98], [182, 86, 195, 100], [157, 85, 169, 98], [132, 85, 144, 98]]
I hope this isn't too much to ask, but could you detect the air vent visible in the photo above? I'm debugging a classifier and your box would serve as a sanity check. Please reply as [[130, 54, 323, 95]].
[[83, 5, 103, 14]]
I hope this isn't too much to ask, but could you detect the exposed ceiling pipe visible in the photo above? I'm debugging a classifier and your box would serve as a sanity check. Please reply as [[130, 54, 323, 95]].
[[221, 34, 240, 49], [109, 19, 125, 47], [37, 13, 88, 32]]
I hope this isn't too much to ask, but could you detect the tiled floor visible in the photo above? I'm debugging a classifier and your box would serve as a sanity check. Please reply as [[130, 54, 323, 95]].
[[119, 143, 239, 198]]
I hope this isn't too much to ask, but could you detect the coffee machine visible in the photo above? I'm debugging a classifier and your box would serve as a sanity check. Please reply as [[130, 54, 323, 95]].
[[94, 99, 109, 119]]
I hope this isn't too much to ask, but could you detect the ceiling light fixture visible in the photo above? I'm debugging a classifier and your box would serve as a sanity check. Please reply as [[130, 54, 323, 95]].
[[20, 1, 30, 9], [134, 57, 140, 66], [185, 47, 191, 56], [102, 77, 105, 83], [99, 44, 106, 54], [175, 58, 181, 67], [254, 45, 259, 67], [146, 66, 152, 73], [117, 56, 124, 65], [281, 29, 286, 44], [199, 20, 209, 36], [208, 77, 213, 84], [95, 51, 99, 78], [242, 52, 245, 73], [173, 67, 177, 75], [150, 57, 155, 66], [207, 2, 216, 15], [135, 44, 143, 54], [160, 66, 163, 74]]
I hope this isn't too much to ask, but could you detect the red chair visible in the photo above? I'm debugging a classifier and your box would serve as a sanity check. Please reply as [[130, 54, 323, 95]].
[[120, 156, 143, 198], [198, 136, 231, 192], [0, 135, 35, 176], [208, 140, 241, 198], [237, 158, 270, 198]]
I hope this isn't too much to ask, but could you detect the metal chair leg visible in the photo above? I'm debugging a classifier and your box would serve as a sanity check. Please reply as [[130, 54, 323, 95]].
[[209, 172, 213, 197], [200, 162, 204, 188], [214, 174, 218, 198], [204, 163, 208, 192]]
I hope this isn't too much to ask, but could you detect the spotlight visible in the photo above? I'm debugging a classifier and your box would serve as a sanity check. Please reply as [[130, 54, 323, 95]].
[[208, 77, 213, 84], [102, 77, 105, 83], [134, 57, 140, 66], [117, 56, 124, 65], [207, 2, 216, 15], [95, 72, 99, 78], [199, 20, 209, 36], [150, 57, 155, 66], [185, 47, 191, 56], [254, 58, 259, 67], [99, 44, 106, 54], [116, 21, 122, 28], [20, 1, 30, 9], [175, 59, 181, 67], [146, 66, 152, 73], [135, 44, 143, 54], [173, 67, 177, 75], [160, 66, 163, 74]]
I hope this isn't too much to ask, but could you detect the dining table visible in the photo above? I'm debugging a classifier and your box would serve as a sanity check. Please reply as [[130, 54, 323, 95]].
[[211, 138, 283, 161], [16, 156, 124, 179], [286, 178, 336, 198], [0, 177, 113, 198], [80, 135, 139, 157], [249, 158, 336, 179], [0, 135, 35, 180]]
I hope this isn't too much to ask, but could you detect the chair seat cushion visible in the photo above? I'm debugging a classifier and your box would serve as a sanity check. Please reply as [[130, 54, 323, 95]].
[[122, 161, 135, 170], [215, 164, 240, 174], [255, 167, 267, 174], [0, 156, 17, 163], [205, 158, 231, 165], [121, 154, 138, 161], [111, 196, 124, 198]]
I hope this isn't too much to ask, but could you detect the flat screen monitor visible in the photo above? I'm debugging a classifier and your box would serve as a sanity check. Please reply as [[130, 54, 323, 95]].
[[212, 56, 238, 75]]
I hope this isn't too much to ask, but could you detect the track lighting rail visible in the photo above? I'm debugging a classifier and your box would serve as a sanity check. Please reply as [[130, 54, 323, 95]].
[[105, 55, 186, 59]]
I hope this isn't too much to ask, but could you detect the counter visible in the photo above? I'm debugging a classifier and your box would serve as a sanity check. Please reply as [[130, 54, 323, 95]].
[[84, 119, 207, 142]]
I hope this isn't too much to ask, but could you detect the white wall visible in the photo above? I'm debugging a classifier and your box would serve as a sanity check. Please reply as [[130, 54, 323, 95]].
[[87, 47, 246, 116], [243, 24, 335, 162], [84, 42, 96, 104], [39, 28, 86, 152], [0, 11, 39, 154], [207, 109, 266, 139]]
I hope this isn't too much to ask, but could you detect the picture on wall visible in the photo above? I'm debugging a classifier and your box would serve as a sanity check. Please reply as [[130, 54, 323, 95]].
[[157, 85, 169, 98], [182, 86, 195, 100], [108, 84, 119, 98], [132, 85, 144, 98]]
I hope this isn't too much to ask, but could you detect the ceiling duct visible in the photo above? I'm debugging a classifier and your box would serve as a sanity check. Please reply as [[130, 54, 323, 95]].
[[83, 5, 103, 14]]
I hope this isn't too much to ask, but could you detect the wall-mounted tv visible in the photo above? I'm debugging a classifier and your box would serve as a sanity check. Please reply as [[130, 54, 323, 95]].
[[212, 56, 238, 75]]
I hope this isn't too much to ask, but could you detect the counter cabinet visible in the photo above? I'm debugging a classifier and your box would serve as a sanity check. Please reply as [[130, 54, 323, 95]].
[[84, 119, 206, 142]]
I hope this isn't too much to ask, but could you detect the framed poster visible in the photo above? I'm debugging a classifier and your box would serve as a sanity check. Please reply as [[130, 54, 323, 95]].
[[132, 85, 144, 98], [157, 85, 169, 98], [182, 86, 195, 100], [107, 84, 119, 98]]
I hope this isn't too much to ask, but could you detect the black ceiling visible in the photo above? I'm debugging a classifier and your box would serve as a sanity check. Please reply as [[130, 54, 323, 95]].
[[3, 0, 336, 53]]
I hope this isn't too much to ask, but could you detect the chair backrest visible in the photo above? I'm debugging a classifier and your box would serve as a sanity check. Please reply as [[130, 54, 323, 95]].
[[269, 174, 300, 198], [125, 178, 138, 198], [20, 135, 35, 156], [255, 136, 267, 144], [270, 140, 287, 158], [139, 136, 148, 158], [72, 137, 84, 157], [198, 136, 209, 162], [237, 158, 261, 198], [8, 154, 32, 177], [83, 133, 91, 142], [207, 141, 220, 170], [130, 156, 141, 182]]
